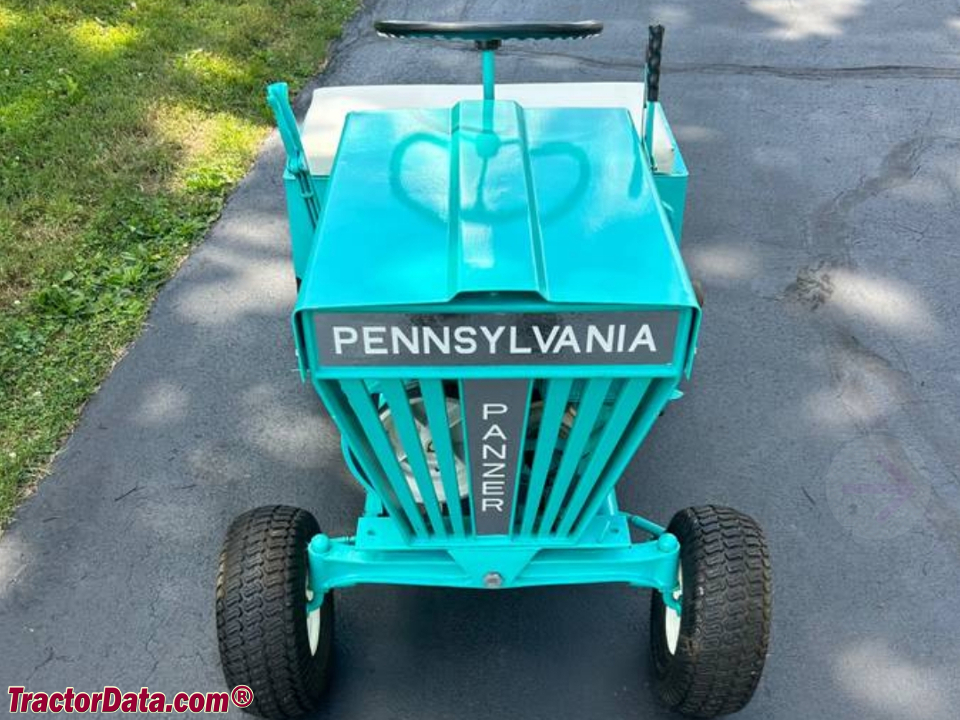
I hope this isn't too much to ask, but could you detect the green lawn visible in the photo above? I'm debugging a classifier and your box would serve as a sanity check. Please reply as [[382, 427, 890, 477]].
[[0, 0, 356, 525]]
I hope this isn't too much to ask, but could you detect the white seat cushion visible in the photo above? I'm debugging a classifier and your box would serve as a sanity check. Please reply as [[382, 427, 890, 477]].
[[300, 82, 676, 176]]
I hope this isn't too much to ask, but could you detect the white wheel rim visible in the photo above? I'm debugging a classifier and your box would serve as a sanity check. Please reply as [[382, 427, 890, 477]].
[[305, 574, 321, 656], [664, 567, 683, 655]]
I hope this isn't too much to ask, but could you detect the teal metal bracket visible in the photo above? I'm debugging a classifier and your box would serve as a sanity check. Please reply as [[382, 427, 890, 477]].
[[628, 513, 666, 537], [644, 101, 659, 171], [643, 24, 665, 171], [481, 48, 496, 100], [266, 83, 322, 233], [306, 516, 681, 613]]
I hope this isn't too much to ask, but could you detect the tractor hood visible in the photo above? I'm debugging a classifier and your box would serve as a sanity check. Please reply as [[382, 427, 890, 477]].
[[295, 99, 697, 312]]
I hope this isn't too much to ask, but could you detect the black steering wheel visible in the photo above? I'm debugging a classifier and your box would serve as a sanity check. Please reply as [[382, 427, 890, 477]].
[[374, 20, 603, 47]]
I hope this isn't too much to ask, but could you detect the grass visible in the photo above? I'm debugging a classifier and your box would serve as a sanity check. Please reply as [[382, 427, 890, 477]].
[[0, 0, 357, 525]]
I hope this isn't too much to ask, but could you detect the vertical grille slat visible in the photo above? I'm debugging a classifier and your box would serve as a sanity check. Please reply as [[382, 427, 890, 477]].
[[340, 379, 430, 538], [321, 382, 414, 538], [379, 380, 448, 537], [518, 378, 574, 536], [554, 378, 651, 535], [571, 379, 673, 537], [537, 377, 613, 536], [380, 380, 446, 536], [337, 370, 663, 542], [420, 379, 467, 536]]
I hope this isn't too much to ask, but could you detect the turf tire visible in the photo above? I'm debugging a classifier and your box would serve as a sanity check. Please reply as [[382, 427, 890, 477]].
[[216, 505, 334, 719], [650, 505, 771, 717]]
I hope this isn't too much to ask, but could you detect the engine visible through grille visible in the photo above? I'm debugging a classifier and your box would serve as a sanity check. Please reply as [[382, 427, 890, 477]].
[[335, 376, 660, 540]]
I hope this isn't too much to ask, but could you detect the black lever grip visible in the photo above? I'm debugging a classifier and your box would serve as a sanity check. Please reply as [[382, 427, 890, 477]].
[[645, 25, 664, 103]]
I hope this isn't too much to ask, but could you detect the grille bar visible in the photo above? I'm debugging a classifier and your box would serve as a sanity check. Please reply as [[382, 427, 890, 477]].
[[554, 378, 651, 535], [420, 379, 467, 536], [518, 378, 573, 536], [341, 379, 430, 537], [537, 377, 613, 536], [572, 379, 673, 538], [324, 382, 414, 537], [334, 372, 670, 543], [379, 379, 448, 537]]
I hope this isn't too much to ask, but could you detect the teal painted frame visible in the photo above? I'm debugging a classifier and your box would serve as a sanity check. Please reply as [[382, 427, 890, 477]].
[[649, 103, 689, 242], [267, 82, 324, 282], [306, 512, 681, 611], [267, 79, 693, 610]]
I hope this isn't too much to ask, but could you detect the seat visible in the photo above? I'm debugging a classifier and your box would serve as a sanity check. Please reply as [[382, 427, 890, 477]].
[[300, 82, 676, 176]]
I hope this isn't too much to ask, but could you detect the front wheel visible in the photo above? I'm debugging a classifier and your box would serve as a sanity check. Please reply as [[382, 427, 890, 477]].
[[650, 505, 772, 717], [216, 505, 334, 719]]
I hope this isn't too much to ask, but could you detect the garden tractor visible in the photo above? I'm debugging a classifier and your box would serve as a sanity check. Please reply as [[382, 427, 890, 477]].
[[216, 20, 772, 719]]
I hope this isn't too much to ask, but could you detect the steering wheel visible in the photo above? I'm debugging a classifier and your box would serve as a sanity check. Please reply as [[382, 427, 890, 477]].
[[374, 20, 603, 47], [373, 21, 601, 219]]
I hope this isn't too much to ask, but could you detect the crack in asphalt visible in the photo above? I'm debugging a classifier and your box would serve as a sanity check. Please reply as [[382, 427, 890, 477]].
[[406, 40, 960, 81], [303, 8, 960, 86], [778, 129, 960, 555], [503, 48, 960, 81], [672, 62, 960, 81], [323, 0, 960, 84], [787, 131, 939, 305]]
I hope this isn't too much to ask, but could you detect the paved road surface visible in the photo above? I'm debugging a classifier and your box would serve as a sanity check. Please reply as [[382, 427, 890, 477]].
[[3, 1, 960, 718]]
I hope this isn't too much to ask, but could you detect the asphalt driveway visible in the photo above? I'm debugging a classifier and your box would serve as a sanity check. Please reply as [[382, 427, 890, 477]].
[[2, 1, 960, 718]]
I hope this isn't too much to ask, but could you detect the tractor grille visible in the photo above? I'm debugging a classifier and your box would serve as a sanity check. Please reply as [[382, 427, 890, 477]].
[[326, 376, 670, 542]]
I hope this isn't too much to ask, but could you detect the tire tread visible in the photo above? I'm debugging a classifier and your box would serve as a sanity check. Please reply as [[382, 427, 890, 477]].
[[651, 505, 771, 717], [216, 505, 333, 719]]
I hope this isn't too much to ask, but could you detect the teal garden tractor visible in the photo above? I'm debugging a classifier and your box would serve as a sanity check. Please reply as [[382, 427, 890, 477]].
[[216, 21, 772, 719]]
